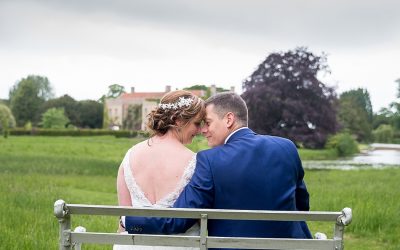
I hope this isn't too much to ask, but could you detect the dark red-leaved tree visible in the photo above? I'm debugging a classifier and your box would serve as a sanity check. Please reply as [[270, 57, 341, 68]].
[[241, 47, 338, 148]]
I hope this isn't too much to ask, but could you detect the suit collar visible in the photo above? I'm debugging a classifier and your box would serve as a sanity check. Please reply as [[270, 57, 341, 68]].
[[225, 127, 254, 144]]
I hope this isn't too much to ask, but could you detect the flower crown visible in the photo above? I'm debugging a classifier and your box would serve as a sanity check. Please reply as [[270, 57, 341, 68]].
[[158, 97, 194, 110]]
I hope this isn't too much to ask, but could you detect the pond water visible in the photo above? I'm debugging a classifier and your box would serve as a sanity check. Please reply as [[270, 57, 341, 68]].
[[303, 144, 400, 170], [352, 149, 400, 165]]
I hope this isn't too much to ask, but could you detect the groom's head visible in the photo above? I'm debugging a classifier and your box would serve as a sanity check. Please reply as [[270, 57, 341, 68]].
[[202, 92, 248, 147]]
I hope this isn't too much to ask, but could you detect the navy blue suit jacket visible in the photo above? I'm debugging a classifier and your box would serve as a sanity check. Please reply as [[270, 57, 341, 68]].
[[126, 128, 312, 248]]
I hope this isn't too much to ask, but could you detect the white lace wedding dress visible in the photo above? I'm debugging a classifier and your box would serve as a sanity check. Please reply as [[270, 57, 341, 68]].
[[113, 148, 200, 250]]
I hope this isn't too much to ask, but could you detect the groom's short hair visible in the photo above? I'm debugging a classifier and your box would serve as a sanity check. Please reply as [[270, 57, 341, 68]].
[[205, 92, 248, 126]]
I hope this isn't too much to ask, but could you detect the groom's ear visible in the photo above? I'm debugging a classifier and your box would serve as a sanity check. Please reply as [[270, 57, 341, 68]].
[[225, 112, 235, 128]]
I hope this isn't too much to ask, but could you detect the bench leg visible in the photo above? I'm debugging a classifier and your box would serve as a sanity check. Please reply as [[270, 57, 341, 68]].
[[54, 200, 72, 250]]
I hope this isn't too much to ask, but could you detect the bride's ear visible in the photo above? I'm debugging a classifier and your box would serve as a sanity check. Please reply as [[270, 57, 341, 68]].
[[175, 119, 184, 127]]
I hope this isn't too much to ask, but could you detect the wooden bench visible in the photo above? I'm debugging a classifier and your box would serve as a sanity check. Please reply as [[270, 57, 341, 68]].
[[54, 199, 352, 250]]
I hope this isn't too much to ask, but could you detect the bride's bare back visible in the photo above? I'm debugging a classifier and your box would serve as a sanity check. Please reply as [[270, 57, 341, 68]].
[[117, 133, 195, 206]]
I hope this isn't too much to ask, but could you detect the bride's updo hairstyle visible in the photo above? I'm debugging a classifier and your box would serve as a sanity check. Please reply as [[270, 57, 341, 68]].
[[147, 90, 205, 136]]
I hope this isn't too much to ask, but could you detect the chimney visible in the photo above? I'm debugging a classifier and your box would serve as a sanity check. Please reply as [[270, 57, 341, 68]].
[[210, 84, 217, 96], [131, 87, 135, 93], [230, 86, 235, 92], [165, 85, 171, 92]]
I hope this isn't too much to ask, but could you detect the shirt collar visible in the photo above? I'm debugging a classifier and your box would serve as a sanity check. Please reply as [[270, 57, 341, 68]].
[[224, 127, 248, 144]]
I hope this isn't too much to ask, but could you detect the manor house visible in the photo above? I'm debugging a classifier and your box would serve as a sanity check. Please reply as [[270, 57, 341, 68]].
[[105, 85, 232, 130]]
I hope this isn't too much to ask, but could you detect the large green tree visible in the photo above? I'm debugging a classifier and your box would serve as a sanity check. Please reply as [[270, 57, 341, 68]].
[[41, 95, 79, 127], [76, 100, 103, 128], [338, 88, 373, 142], [241, 47, 338, 148], [9, 75, 54, 126], [41, 97, 103, 129]]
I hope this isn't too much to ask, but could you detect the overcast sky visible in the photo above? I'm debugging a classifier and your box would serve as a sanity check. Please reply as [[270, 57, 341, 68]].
[[1, 0, 399, 111]]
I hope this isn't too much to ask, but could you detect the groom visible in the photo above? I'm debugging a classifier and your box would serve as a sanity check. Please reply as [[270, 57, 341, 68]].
[[125, 92, 312, 241]]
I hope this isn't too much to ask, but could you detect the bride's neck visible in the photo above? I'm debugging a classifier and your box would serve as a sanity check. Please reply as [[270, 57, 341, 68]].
[[151, 129, 183, 145]]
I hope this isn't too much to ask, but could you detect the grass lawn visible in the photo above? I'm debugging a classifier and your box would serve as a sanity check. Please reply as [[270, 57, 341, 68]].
[[0, 136, 399, 249]]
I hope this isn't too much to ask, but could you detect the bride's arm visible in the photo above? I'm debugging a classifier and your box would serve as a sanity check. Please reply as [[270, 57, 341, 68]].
[[117, 165, 132, 232], [117, 165, 132, 206]]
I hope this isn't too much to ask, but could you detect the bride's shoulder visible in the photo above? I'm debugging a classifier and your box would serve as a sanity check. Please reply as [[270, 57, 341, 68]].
[[183, 147, 196, 160], [133, 139, 149, 148], [127, 140, 149, 153]]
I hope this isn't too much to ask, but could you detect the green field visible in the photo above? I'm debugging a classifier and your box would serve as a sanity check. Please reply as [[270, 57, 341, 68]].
[[0, 136, 399, 249]]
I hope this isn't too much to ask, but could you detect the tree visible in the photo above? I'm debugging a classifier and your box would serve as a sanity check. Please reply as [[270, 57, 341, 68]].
[[340, 88, 373, 122], [106, 84, 126, 99], [370, 79, 400, 142], [338, 88, 373, 142], [40, 95, 79, 127], [184, 84, 230, 99], [9, 75, 54, 126], [184, 85, 208, 91], [241, 47, 338, 148], [41, 108, 69, 129], [396, 78, 400, 99], [0, 103, 16, 138], [372, 107, 393, 129], [0, 99, 10, 106], [76, 100, 103, 128], [373, 124, 394, 143], [392, 79, 400, 130]]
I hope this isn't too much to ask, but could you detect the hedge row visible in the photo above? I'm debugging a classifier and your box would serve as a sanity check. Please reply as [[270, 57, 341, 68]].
[[9, 128, 150, 138]]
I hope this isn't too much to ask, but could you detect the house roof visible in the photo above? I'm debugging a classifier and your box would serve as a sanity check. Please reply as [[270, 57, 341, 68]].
[[120, 89, 205, 100], [120, 92, 166, 99]]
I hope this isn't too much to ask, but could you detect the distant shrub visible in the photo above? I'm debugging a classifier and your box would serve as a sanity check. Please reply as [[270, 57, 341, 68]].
[[113, 130, 138, 138], [9, 128, 31, 135], [326, 132, 359, 157], [137, 131, 150, 138], [373, 124, 394, 143]]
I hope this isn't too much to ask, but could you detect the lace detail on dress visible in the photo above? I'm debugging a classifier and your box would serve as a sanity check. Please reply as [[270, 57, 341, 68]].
[[122, 148, 197, 208], [156, 155, 196, 207], [122, 148, 152, 207]]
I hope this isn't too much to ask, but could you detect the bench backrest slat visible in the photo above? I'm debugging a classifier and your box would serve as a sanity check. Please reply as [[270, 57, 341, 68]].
[[67, 204, 342, 221]]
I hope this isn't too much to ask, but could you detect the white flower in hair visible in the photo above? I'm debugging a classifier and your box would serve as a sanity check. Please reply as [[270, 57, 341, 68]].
[[158, 97, 194, 110]]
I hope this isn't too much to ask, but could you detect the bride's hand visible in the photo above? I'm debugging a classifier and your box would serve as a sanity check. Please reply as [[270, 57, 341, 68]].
[[117, 217, 126, 233]]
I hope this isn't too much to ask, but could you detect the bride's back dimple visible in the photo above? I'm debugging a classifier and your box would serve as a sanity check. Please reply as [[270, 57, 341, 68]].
[[127, 141, 195, 206]]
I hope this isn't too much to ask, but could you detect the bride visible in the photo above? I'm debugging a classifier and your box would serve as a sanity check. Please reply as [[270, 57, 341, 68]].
[[113, 90, 205, 250]]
